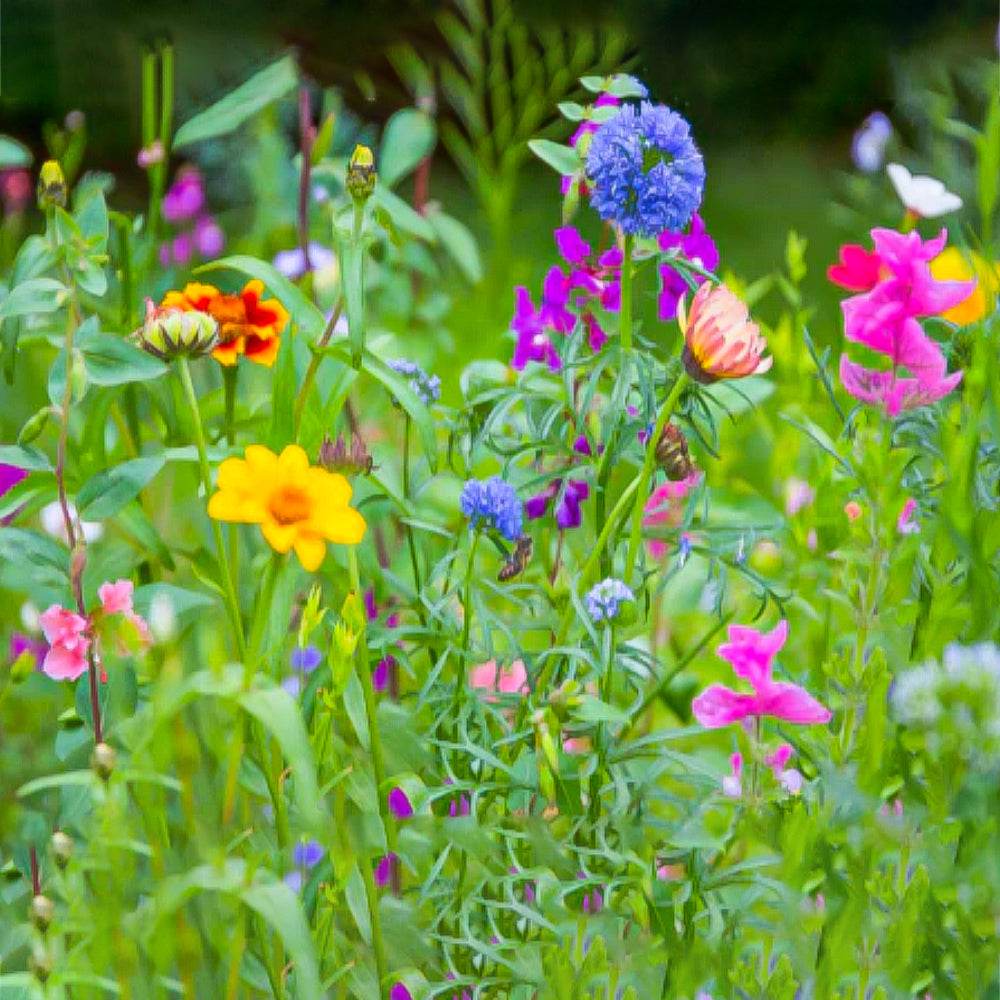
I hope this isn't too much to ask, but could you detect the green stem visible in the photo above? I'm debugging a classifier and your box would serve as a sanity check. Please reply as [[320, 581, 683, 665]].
[[403, 416, 425, 614], [348, 547, 397, 854], [623, 373, 689, 581], [176, 357, 246, 662], [245, 553, 283, 683], [359, 848, 390, 999], [460, 531, 481, 661], [619, 234, 634, 354], [292, 298, 345, 435]]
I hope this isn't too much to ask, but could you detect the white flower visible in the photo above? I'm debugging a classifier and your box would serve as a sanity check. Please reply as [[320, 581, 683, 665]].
[[148, 592, 178, 644], [886, 163, 962, 219], [20, 601, 40, 632], [40, 501, 103, 544]]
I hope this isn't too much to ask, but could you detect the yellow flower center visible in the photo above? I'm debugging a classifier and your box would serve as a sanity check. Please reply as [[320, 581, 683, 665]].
[[269, 486, 312, 526]]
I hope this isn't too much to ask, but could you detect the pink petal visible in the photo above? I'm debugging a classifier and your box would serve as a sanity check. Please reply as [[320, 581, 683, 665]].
[[98, 579, 135, 616], [717, 619, 788, 688], [755, 681, 831, 725], [42, 640, 90, 681], [691, 685, 756, 728]]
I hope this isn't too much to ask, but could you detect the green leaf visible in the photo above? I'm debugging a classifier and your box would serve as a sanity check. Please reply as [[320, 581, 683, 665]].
[[344, 863, 372, 945], [77, 456, 166, 519], [557, 101, 587, 121], [310, 112, 336, 166], [19, 770, 96, 798], [270, 332, 296, 450], [80, 332, 168, 386], [0, 444, 53, 472], [379, 108, 436, 188], [427, 211, 482, 284], [0, 278, 66, 320], [133, 583, 215, 618], [197, 255, 326, 342], [0, 527, 68, 579], [528, 139, 578, 176], [370, 187, 436, 242], [573, 695, 630, 727], [173, 54, 299, 149], [0, 135, 32, 168], [342, 670, 370, 751]]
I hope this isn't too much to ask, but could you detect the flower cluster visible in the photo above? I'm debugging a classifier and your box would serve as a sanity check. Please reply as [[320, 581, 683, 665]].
[[158, 166, 225, 267], [459, 476, 523, 543], [892, 642, 1000, 765], [691, 620, 831, 729], [387, 357, 442, 406], [510, 227, 621, 371], [584, 578, 634, 624], [39, 580, 151, 682], [586, 101, 705, 237], [832, 228, 974, 415]]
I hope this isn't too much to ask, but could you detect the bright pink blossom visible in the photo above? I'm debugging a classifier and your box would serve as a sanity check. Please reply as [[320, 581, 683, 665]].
[[897, 498, 919, 535], [691, 620, 831, 729], [827, 244, 884, 291], [97, 578, 152, 647], [469, 659, 528, 699], [642, 473, 701, 559], [38, 606, 90, 681], [839, 356, 962, 417]]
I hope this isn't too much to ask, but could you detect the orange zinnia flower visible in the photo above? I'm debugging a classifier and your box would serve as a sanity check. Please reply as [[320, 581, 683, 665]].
[[208, 444, 366, 571], [161, 279, 289, 367], [679, 282, 772, 383]]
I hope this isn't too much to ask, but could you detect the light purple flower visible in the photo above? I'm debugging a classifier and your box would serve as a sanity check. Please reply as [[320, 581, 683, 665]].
[[374, 852, 398, 888], [162, 168, 205, 224], [851, 112, 893, 173], [526, 477, 590, 530], [273, 243, 337, 280], [897, 497, 919, 535], [194, 216, 225, 258]]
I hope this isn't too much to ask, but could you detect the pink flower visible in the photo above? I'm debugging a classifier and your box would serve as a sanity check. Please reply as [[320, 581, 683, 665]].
[[137, 141, 165, 169], [97, 579, 152, 648], [839, 356, 962, 417], [39, 606, 90, 681], [897, 497, 919, 535], [469, 659, 528, 699], [162, 167, 205, 224], [194, 216, 225, 258], [764, 742, 804, 793], [722, 752, 743, 797], [844, 501, 863, 522], [691, 620, 832, 729], [642, 473, 701, 559], [784, 478, 815, 517], [827, 244, 884, 292]]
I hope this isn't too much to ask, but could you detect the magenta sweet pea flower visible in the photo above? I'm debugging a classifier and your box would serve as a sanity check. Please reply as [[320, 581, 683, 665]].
[[511, 287, 562, 372], [526, 477, 590, 530], [691, 620, 831, 729], [897, 497, 919, 535], [658, 213, 719, 321], [828, 243, 884, 292]]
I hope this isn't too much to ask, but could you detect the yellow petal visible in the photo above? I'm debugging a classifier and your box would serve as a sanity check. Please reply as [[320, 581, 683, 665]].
[[293, 533, 327, 572], [278, 444, 310, 477], [260, 518, 297, 554], [244, 445, 279, 481], [208, 491, 265, 524], [319, 506, 367, 544]]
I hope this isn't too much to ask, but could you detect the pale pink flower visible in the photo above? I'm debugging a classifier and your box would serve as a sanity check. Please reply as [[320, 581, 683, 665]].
[[691, 620, 832, 729], [39, 606, 90, 681], [469, 659, 528, 699], [722, 752, 743, 797], [764, 742, 804, 793], [642, 473, 701, 559], [98, 579, 134, 615], [897, 498, 919, 535], [137, 140, 165, 169], [844, 501, 863, 522], [784, 478, 815, 517]]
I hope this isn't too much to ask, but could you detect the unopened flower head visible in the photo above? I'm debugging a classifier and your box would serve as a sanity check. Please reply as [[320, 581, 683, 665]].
[[37, 160, 67, 209], [586, 101, 705, 237], [133, 299, 219, 361], [679, 282, 771, 383], [460, 476, 523, 543], [387, 357, 442, 406], [584, 578, 634, 624], [347, 144, 377, 203]]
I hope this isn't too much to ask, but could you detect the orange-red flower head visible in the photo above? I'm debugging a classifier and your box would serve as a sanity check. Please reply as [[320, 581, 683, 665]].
[[678, 282, 771, 383], [160, 279, 289, 367], [208, 444, 366, 572]]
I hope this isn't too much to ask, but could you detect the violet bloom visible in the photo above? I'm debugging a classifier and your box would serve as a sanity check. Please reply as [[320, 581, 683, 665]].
[[691, 620, 832, 729], [285, 840, 323, 893], [658, 213, 719, 321], [851, 112, 892, 173], [162, 168, 205, 224], [273, 243, 336, 280], [282, 644, 322, 698], [577, 871, 604, 913], [511, 287, 562, 372], [374, 852, 398, 888], [897, 498, 919, 535], [0, 464, 27, 525], [10, 633, 47, 670], [526, 477, 590, 530], [390, 986, 412, 1000], [365, 589, 400, 696], [194, 216, 225, 258], [388, 787, 413, 819]]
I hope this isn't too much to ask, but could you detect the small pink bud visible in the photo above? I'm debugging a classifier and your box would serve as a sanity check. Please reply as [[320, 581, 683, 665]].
[[844, 500, 863, 522]]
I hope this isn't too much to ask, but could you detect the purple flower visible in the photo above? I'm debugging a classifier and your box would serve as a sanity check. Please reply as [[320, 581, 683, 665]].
[[194, 216, 225, 258], [0, 464, 27, 525], [285, 839, 323, 892], [584, 578, 634, 623], [460, 476, 524, 543], [577, 872, 604, 913], [562, 93, 621, 195], [388, 787, 413, 819], [162, 168, 205, 224], [292, 646, 322, 672], [658, 213, 719, 321], [374, 852, 398, 888], [171, 232, 193, 266], [9, 633, 47, 669], [852, 111, 892, 173], [526, 477, 590, 530], [390, 986, 412, 1000], [273, 243, 336, 280], [511, 286, 562, 372]]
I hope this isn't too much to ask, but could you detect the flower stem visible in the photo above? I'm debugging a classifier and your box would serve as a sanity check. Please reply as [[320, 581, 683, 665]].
[[245, 553, 282, 682], [623, 372, 689, 582], [359, 848, 390, 999], [619, 234, 634, 354], [348, 547, 396, 854], [460, 531, 481, 662], [403, 416, 424, 613], [292, 298, 345, 436], [176, 357, 246, 662]]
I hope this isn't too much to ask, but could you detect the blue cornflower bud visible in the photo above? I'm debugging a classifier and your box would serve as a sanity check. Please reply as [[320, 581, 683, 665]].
[[584, 578, 635, 624]]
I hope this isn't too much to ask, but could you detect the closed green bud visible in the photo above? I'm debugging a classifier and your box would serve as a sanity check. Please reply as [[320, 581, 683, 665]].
[[91, 742, 116, 781], [18, 406, 53, 446], [29, 942, 54, 982], [69, 349, 89, 400], [50, 831, 73, 868], [346, 144, 377, 204], [37, 160, 67, 209], [340, 592, 367, 635], [298, 583, 326, 647], [329, 622, 358, 696], [133, 300, 218, 362]]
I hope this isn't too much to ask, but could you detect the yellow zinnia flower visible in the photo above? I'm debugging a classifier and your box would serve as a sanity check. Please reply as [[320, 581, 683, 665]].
[[929, 247, 999, 326], [208, 445, 366, 571]]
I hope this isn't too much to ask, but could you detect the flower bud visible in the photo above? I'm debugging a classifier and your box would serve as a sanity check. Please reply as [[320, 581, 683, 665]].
[[655, 423, 696, 480], [341, 592, 367, 635], [29, 942, 54, 982], [18, 406, 53, 446], [346, 144, 377, 204], [69, 349, 89, 400], [37, 160, 67, 209], [91, 742, 117, 781], [30, 894, 55, 933], [298, 583, 326, 647], [50, 830, 73, 868], [317, 432, 373, 476], [133, 300, 219, 362]]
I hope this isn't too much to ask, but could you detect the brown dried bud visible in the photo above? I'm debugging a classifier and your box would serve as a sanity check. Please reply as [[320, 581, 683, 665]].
[[30, 894, 55, 933], [317, 432, 373, 477], [655, 423, 696, 481], [91, 742, 117, 781], [50, 830, 73, 868]]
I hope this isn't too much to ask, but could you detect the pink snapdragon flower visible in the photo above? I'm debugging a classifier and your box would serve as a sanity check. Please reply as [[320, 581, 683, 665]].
[[642, 473, 701, 559], [38, 607, 90, 681], [764, 742, 804, 793], [897, 497, 919, 535], [691, 620, 831, 729], [97, 579, 152, 648]]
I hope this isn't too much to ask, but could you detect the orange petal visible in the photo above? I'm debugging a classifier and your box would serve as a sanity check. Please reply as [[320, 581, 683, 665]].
[[212, 337, 244, 366], [244, 334, 280, 368]]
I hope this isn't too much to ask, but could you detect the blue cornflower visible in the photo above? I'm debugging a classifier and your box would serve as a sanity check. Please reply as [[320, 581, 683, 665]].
[[586, 101, 705, 237], [387, 357, 442, 406], [585, 578, 635, 624], [460, 476, 523, 543], [285, 839, 324, 893]]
